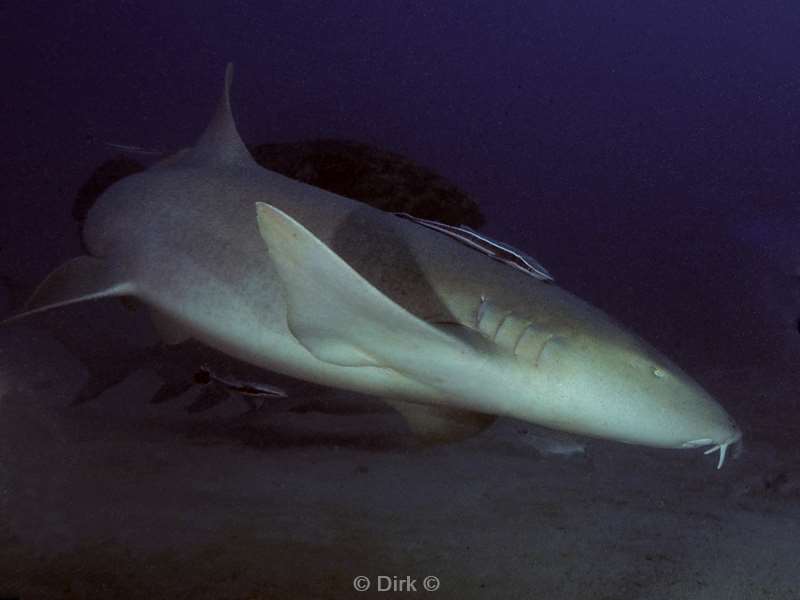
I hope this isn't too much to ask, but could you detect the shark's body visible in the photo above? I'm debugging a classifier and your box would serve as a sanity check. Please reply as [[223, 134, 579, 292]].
[[14, 65, 741, 465]]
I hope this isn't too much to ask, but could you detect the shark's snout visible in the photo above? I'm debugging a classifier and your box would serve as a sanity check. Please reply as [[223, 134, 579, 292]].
[[524, 325, 741, 466]]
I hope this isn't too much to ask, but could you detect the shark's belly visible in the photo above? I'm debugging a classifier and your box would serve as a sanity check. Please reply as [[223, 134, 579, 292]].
[[130, 220, 443, 403]]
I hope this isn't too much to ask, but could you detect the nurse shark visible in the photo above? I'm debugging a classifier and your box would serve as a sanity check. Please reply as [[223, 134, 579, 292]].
[[6, 65, 741, 467]]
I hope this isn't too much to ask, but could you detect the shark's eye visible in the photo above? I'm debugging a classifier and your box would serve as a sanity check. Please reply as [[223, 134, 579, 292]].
[[653, 367, 667, 379]]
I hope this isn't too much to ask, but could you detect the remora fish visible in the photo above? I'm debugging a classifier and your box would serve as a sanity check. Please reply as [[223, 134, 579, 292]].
[[186, 365, 288, 413], [8, 64, 741, 466]]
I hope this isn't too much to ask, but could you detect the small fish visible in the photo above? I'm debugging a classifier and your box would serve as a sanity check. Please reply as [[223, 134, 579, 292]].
[[394, 213, 554, 282], [192, 365, 288, 412], [105, 142, 164, 157], [194, 365, 288, 398]]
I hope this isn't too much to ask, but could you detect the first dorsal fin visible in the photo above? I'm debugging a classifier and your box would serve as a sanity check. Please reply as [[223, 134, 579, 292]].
[[188, 63, 254, 167]]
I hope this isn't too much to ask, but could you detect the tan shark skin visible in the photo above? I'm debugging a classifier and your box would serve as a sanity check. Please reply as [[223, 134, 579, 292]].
[[13, 65, 741, 466]]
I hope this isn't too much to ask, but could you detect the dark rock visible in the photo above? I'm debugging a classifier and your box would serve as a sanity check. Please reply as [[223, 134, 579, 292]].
[[250, 139, 484, 228]]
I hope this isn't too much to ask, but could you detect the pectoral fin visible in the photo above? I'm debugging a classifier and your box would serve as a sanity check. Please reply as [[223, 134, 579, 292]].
[[255, 203, 475, 375], [384, 399, 497, 443], [3, 256, 134, 324]]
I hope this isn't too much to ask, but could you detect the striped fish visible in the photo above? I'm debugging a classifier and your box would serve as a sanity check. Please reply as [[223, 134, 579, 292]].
[[394, 213, 554, 282], [194, 365, 288, 399]]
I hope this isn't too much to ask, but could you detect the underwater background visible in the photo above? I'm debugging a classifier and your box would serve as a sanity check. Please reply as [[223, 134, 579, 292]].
[[1, 2, 798, 599]]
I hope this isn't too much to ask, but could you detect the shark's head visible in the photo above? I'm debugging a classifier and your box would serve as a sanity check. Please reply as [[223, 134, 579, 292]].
[[512, 297, 742, 467], [252, 198, 742, 468]]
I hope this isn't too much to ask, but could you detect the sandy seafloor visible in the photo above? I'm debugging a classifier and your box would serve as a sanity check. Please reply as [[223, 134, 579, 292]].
[[0, 306, 798, 600]]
